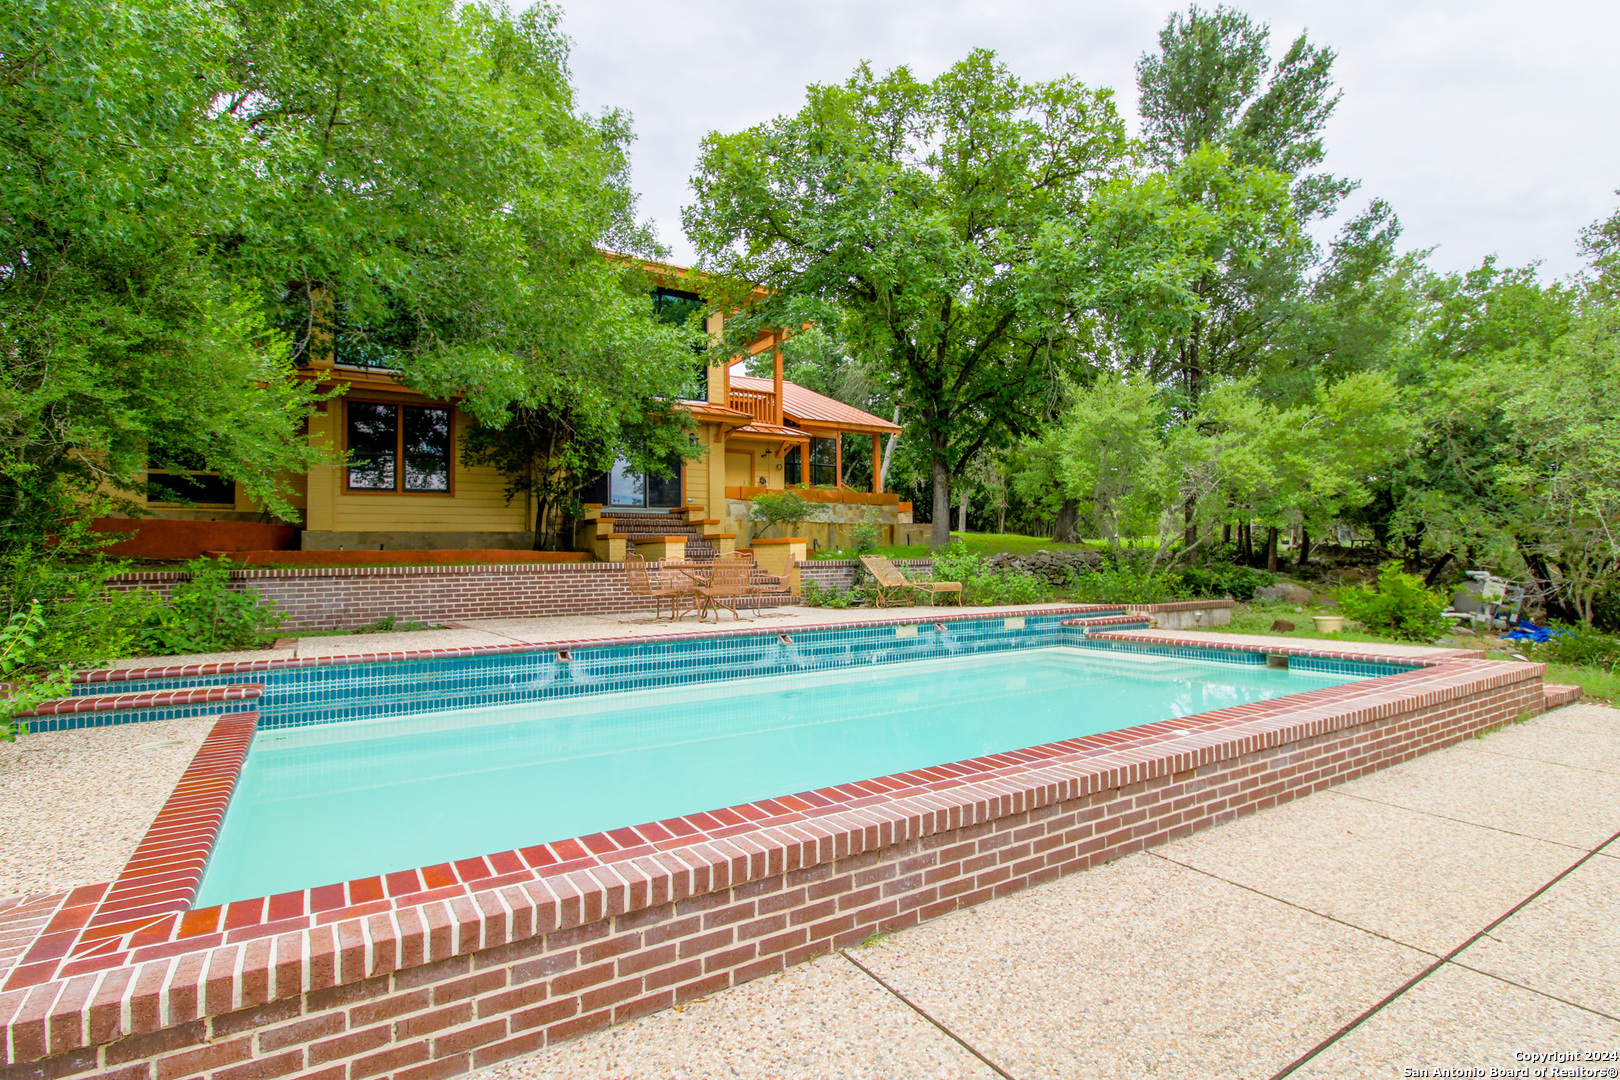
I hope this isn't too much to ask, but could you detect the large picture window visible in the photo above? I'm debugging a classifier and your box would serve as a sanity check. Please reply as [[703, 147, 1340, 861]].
[[581, 454, 683, 508], [345, 401, 452, 493], [147, 448, 235, 506]]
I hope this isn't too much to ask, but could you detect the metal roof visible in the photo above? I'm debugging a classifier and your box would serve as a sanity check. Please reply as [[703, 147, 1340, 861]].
[[730, 375, 901, 434]]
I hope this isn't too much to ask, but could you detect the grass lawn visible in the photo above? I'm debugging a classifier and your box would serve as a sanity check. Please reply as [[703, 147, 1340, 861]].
[[809, 531, 1145, 561], [1207, 599, 1617, 705]]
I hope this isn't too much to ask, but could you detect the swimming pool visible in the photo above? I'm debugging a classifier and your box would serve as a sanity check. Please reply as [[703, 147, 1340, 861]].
[[195, 645, 1370, 907]]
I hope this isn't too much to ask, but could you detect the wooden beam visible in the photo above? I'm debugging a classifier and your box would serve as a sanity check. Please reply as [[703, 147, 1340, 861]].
[[772, 340, 784, 426], [835, 435, 843, 489], [872, 432, 883, 494]]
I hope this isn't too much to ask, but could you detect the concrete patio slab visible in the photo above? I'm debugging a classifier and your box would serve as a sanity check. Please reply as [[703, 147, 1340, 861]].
[[1288, 963, 1620, 1079], [1456, 703, 1620, 776], [0, 714, 212, 898], [1335, 728, 1620, 850], [1159, 789, 1578, 954], [476, 953, 1000, 1080], [847, 853, 1430, 1080], [1456, 853, 1620, 1021]]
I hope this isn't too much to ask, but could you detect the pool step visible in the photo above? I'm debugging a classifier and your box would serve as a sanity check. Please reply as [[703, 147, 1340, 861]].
[[21, 684, 264, 720], [1062, 612, 1149, 634], [1544, 683, 1582, 709]]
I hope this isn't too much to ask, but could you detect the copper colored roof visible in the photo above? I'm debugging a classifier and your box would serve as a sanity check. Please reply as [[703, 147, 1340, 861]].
[[728, 421, 811, 441], [730, 375, 900, 434]]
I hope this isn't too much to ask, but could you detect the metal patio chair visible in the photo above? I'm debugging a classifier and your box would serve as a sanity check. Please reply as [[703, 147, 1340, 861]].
[[624, 553, 698, 621]]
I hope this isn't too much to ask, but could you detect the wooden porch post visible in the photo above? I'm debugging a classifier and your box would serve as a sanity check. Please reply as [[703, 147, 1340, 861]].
[[835, 435, 843, 489], [772, 339, 784, 426], [871, 432, 882, 493]]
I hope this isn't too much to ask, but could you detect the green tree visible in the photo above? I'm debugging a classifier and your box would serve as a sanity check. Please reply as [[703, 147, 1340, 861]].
[[687, 51, 1293, 545], [1133, 4, 1348, 411], [0, 0, 698, 543]]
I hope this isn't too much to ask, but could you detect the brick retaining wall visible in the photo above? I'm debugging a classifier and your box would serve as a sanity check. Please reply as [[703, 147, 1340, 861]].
[[106, 564, 666, 631], [797, 558, 933, 591], [1, 647, 1545, 1080]]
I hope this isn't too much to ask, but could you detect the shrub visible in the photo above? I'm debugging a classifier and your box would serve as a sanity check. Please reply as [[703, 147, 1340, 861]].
[[138, 558, 283, 655], [749, 491, 811, 538], [1533, 625, 1620, 670], [1066, 560, 1183, 604], [1179, 562, 1276, 600], [801, 578, 855, 608], [0, 603, 72, 742], [1334, 562, 1451, 641], [931, 545, 1054, 606]]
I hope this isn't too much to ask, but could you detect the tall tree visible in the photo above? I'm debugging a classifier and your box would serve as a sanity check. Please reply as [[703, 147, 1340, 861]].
[[687, 51, 1257, 544], [1134, 4, 1352, 409], [0, 0, 697, 542]]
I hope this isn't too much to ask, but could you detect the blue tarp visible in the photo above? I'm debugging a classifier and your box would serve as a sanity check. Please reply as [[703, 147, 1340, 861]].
[[1500, 619, 1568, 644]]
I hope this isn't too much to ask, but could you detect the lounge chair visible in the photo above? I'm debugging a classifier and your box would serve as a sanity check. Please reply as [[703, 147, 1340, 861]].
[[698, 559, 756, 621], [625, 553, 698, 621], [860, 555, 962, 608]]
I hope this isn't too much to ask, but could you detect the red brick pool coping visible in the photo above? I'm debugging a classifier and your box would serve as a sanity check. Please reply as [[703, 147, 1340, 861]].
[[71, 604, 1123, 686], [1, 626, 1546, 1078]]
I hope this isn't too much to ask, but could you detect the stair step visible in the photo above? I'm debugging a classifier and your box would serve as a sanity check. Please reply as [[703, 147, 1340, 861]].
[[22, 684, 264, 718], [1543, 684, 1582, 709]]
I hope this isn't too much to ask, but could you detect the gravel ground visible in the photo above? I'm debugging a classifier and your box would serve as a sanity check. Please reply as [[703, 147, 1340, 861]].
[[0, 715, 213, 900]]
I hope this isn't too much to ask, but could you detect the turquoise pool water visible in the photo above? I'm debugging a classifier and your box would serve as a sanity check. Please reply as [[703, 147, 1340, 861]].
[[194, 646, 1364, 907]]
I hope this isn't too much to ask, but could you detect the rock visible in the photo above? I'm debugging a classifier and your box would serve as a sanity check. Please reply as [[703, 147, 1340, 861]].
[[1255, 582, 1313, 604], [1270, 619, 1297, 632]]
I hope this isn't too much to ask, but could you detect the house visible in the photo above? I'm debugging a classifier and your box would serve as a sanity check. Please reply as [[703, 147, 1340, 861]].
[[97, 266, 916, 560]]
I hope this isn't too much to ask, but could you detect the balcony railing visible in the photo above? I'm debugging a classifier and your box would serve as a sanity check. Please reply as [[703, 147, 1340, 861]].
[[728, 388, 775, 423]]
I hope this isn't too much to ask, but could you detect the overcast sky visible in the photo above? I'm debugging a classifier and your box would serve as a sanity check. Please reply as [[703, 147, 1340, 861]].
[[558, 0, 1618, 281]]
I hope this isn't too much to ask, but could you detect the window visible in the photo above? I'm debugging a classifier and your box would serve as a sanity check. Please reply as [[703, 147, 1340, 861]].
[[808, 437, 838, 486], [345, 402, 452, 492], [581, 454, 684, 508], [653, 288, 708, 399], [147, 448, 235, 506], [783, 439, 837, 486]]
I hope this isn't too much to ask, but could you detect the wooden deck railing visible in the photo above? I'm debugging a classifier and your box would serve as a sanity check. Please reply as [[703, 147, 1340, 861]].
[[729, 388, 775, 422]]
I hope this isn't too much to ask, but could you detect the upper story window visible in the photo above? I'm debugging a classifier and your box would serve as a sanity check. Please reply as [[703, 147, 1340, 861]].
[[147, 448, 235, 506], [345, 401, 452, 493], [653, 288, 708, 399]]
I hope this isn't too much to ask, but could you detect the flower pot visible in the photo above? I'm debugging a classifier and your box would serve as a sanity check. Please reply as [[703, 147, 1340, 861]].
[[1312, 615, 1345, 634]]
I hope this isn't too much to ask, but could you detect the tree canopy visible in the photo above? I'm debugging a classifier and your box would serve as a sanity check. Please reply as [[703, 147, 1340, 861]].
[[0, 0, 697, 540]]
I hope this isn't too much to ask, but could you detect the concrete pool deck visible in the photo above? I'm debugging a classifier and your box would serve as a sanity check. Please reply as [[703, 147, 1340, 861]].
[[473, 701, 1620, 1080]]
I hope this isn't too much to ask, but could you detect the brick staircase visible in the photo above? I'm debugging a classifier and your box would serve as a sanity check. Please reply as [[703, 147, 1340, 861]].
[[610, 511, 797, 608], [611, 511, 718, 561]]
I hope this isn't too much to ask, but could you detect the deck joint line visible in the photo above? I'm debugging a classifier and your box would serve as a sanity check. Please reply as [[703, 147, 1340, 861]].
[[1267, 823, 1620, 1079], [1323, 788, 1593, 854], [840, 948, 1021, 1080]]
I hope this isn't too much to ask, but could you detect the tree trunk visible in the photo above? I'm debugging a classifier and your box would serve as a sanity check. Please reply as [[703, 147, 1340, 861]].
[[1422, 551, 1455, 589], [1052, 499, 1080, 544], [1297, 527, 1311, 568], [1520, 549, 1581, 623], [1241, 521, 1253, 565], [1222, 522, 1232, 546], [1182, 496, 1196, 551], [958, 488, 968, 534], [929, 439, 952, 547], [1265, 527, 1279, 572], [880, 405, 901, 491]]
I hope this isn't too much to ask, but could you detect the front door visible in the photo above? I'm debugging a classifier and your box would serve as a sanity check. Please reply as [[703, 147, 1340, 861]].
[[725, 450, 754, 489]]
